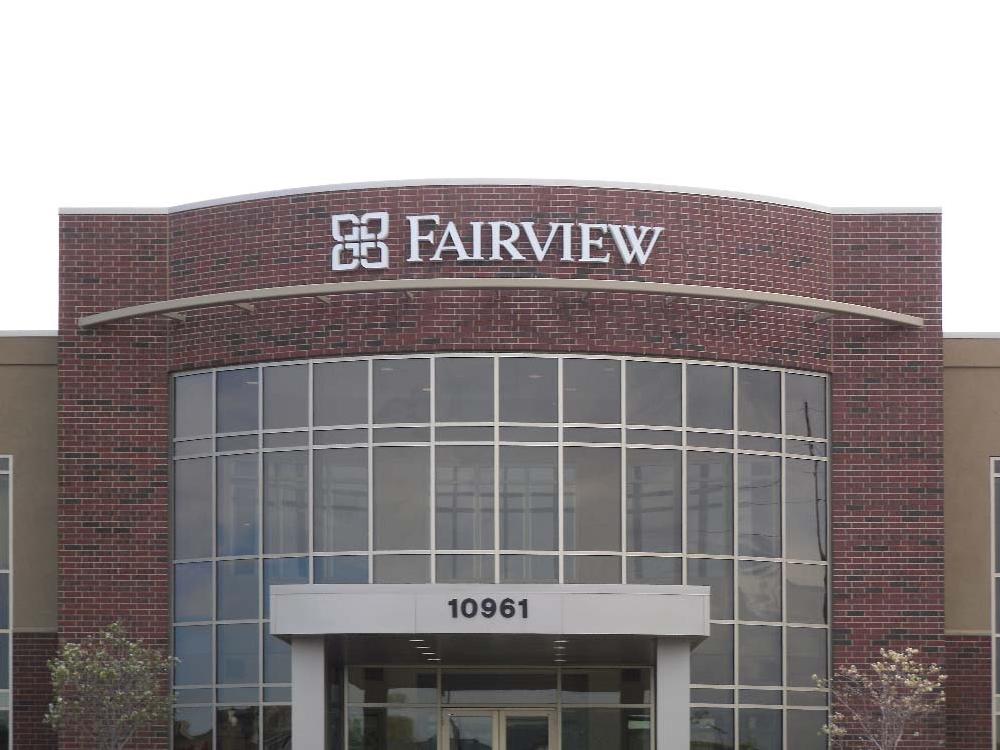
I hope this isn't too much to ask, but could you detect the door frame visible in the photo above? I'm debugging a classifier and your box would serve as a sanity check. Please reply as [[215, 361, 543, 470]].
[[442, 707, 558, 750]]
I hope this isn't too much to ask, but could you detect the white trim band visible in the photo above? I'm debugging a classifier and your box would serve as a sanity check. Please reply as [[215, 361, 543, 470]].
[[77, 277, 925, 329], [58, 178, 942, 216]]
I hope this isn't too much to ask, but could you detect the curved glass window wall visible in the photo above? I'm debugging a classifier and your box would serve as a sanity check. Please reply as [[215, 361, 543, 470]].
[[172, 354, 829, 749]]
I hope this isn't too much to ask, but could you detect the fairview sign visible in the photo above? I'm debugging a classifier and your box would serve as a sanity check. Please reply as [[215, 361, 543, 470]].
[[331, 212, 664, 271]]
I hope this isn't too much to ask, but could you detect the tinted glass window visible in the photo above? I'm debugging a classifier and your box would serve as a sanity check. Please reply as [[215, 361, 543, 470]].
[[786, 373, 827, 438], [690, 707, 734, 750], [263, 451, 308, 554], [174, 562, 212, 623], [687, 452, 733, 555], [786, 710, 827, 750], [499, 358, 557, 423], [563, 555, 621, 583], [738, 369, 781, 434], [314, 555, 368, 584], [314, 360, 368, 426], [263, 557, 308, 618], [787, 564, 827, 624], [738, 560, 782, 623], [217, 454, 259, 557], [217, 559, 258, 621], [435, 357, 493, 422], [687, 365, 732, 429], [436, 446, 494, 550], [373, 359, 429, 423], [263, 364, 308, 430], [217, 623, 258, 684], [738, 455, 781, 557], [314, 448, 368, 552], [689, 558, 734, 620], [691, 623, 734, 685], [787, 627, 827, 686], [627, 449, 682, 553], [564, 447, 621, 551], [626, 556, 681, 584], [739, 709, 782, 750], [564, 359, 620, 423], [786, 459, 828, 561], [373, 554, 429, 583], [500, 446, 558, 551], [216, 368, 259, 433], [174, 458, 213, 560], [500, 555, 558, 583], [373, 447, 429, 550], [626, 360, 681, 426], [174, 626, 212, 685], [739, 626, 782, 685], [175, 373, 213, 438], [436, 555, 493, 583]]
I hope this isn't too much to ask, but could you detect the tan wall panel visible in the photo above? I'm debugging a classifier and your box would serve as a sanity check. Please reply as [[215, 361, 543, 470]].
[[944, 339, 1000, 633], [0, 337, 57, 630]]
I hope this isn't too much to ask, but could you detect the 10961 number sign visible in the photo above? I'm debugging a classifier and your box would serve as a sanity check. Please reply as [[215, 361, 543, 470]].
[[448, 597, 528, 619]]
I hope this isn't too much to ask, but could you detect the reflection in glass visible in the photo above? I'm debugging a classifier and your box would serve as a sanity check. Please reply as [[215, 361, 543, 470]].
[[627, 449, 682, 553], [738, 455, 781, 558], [739, 369, 781, 434], [217, 454, 259, 557], [314, 360, 368, 426], [217, 623, 258, 685], [263, 705, 292, 749], [437, 555, 493, 584], [786, 373, 827, 438], [691, 624, 734, 685], [499, 358, 557, 423], [561, 708, 650, 750], [627, 556, 681, 585], [216, 707, 259, 750], [442, 671, 556, 704], [687, 452, 733, 555], [787, 710, 828, 750], [216, 368, 259, 434], [564, 359, 620, 423], [500, 555, 558, 583], [174, 458, 213, 560], [314, 555, 368, 584], [217, 559, 258, 621], [263, 364, 307, 430], [505, 714, 549, 750], [436, 357, 493, 422], [687, 365, 733, 430], [174, 626, 212, 686], [738, 560, 782, 623], [174, 562, 212, 623], [739, 708, 782, 750], [347, 706, 437, 750], [174, 706, 213, 750], [787, 627, 828, 686], [373, 555, 429, 584], [175, 374, 213, 439], [563, 555, 621, 583], [564, 447, 621, 551], [314, 448, 368, 552], [263, 451, 308, 554], [690, 706, 734, 750], [739, 626, 782, 686], [786, 459, 828, 561], [627, 360, 681, 426], [348, 668, 438, 704], [500, 447, 557, 551], [689, 558, 733, 620], [373, 358, 430, 424], [373, 447, 429, 550], [561, 669, 651, 704], [436, 446, 494, 550], [787, 564, 828, 625], [449, 714, 493, 750]]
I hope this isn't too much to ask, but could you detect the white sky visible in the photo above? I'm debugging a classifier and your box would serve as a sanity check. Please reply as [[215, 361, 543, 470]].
[[1, 1, 997, 332]]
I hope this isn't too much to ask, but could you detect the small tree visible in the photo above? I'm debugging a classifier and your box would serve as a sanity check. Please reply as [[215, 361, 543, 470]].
[[815, 647, 946, 749], [45, 622, 175, 750]]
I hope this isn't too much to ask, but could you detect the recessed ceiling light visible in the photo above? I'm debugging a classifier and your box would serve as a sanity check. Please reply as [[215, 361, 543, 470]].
[[409, 639, 425, 643], [428, 658, 441, 661], [554, 639, 568, 644]]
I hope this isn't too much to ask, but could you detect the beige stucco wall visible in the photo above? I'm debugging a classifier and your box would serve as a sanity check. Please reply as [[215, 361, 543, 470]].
[[0, 335, 57, 631], [944, 337, 1000, 633]]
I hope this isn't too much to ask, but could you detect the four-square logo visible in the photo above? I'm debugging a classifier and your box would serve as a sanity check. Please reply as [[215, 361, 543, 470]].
[[331, 212, 390, 271]]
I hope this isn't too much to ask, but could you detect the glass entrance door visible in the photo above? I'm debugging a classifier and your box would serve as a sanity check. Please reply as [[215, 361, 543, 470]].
[[445, 710, 555, 750]]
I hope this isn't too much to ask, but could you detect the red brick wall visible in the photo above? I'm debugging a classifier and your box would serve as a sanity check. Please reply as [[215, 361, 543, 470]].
[[945, 635, 992, 749], [13, 632, 58, 748], [56, 185, 959, 748]]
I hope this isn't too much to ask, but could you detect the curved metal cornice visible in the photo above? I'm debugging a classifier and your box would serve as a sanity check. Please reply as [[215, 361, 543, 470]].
[[77, 277, 924, 329]]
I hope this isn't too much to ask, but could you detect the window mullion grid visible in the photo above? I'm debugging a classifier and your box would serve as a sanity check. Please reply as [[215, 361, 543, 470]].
[[731, 364, 741, 750], [255, 365, 264, 714], [494, 356, 501, 583], [620, 359, 628, 583], [367, 359, 374, 583], [430, 356, 436, 584], [557, 357, 564, 584], [308, 362, 315, 585]]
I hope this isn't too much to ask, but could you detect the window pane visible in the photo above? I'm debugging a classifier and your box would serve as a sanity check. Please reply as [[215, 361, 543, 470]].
[[263, 557, 308, 618], [217, 559, 258, 621], [217, 368, 259, 433], [787, 710, 828, 750], [263, 451, 308, 554], [217, 454, 259, 557], [500, 555, 558, 583], [373, 358, 429, 423], [561, 669, 651, 704], [373, 446, 429, 550], [564, 447, 621, 551], [442, 671, 556, 704], [314, 556, 369, 584], [263, 623, 290, 684], [175, 373, 213, 439], [499, 358, 557, 423], [561, 708, 651, 750], [314, 360, 368, 426], [499, 446, 557, 551], [348, 668, 438, 703], [174, 562, 212, 623], [174, 706, 213, 750], [564, 359, 620, 423], [687, 365, 733, 430], [787, 564, 828, 625], [346, 707, 437, 749], [373, 555, 429, 584], [174, 458, 213, 560], [435, 357, 493, 422], [263, 364, 307, 430], [689, 558, 734, 620], [738, 561, 782, 623], [739, 625, 782, 686], [218, 623, 259, 684], [627, 556, 681, 585], [687, 452, 733, 555], [564, 555, 621, 583], [690, 707, 734, 750], [786, 374, 826, 438], [627, 448, 682, 553], [436, 446, 494, 550], [174, 626, 212, 686], [739, 369, 781, 434], [263, 706, 292, 749], [786, 459, 828, 561], [0, 475, 7, 570], [738, 455, 781, 557], [787, 627, 827, 686], [627, 360, 681, 426], [314, 448, 368, 552], [691, 624, 734, 685], [436, 555, 493, 583], [216, 707, 259, 749], [739, 709, 782, 750]]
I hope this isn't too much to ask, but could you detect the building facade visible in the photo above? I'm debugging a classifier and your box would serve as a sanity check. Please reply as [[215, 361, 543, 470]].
[[0, 181, 993, 748]]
